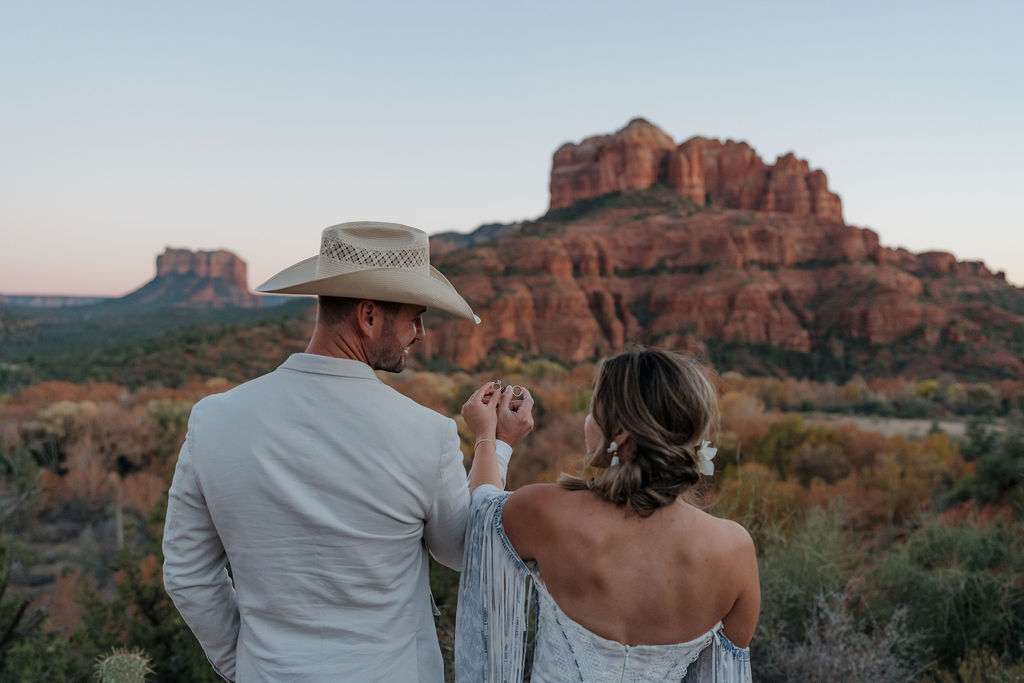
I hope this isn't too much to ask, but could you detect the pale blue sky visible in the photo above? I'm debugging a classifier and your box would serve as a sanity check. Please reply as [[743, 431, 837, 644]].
[[2, 0, 1022, 295]]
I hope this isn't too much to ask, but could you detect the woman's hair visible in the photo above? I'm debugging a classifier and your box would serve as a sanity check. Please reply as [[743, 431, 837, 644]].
[[559, 347, 719, 517]]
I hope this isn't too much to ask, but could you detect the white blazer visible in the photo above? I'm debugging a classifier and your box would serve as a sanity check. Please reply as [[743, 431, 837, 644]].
[[163, 353, 470, 681]]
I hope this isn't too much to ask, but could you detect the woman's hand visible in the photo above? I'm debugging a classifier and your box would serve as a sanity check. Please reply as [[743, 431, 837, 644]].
[[461, 382, 499, 439], [497, 386, 535, 448]]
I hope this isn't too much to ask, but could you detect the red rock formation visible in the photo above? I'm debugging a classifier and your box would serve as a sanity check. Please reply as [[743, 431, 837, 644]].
[[425, 196, 1024, 379], [550, 119, 677, 209], [421, 122, 1020, 379], [915, 251, 993, 278], [124, 248, 260, 308], [157, 248, 249, 289], [550, 119, 843, 222]]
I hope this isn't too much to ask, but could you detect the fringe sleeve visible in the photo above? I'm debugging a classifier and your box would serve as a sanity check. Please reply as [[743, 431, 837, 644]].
[[714, 630, 752, 681], [455, 485, 535, 683], [683, 628, 753, 682]]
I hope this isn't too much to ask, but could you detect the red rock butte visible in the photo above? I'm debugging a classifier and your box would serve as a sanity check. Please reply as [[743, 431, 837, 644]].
[[156, 248, 250, 287], [125, 248, 261, 308], [424, 119, 1023, 380], [550, 118, 843, 222]]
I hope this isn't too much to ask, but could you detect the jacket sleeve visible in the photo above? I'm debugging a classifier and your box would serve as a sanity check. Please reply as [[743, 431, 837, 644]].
[[162, 409, 240, 681], [422, 418, 470, 570]]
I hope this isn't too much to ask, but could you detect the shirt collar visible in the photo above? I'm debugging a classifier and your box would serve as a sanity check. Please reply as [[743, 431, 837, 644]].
[[280, 353, 382, 382]]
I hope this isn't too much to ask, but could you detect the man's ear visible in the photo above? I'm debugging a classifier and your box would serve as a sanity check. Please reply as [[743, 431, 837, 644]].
[[354, 300, 378, 338]]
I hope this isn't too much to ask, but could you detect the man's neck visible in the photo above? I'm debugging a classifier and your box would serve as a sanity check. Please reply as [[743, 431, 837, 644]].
[[305, 323, 371, 365]]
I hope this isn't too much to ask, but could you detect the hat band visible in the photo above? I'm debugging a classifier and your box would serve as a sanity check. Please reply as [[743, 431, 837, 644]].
[[318, 235, 429, 278]]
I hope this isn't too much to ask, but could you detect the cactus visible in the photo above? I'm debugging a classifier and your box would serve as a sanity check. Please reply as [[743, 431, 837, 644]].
[[94, 647, 154, 683]]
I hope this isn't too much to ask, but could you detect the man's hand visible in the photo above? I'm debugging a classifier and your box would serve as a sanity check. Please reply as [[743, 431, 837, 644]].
[[496, 386, 535, 448]]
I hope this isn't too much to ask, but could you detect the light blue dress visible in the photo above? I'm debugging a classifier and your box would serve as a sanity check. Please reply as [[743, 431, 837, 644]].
[[455, 485, 753, 682]]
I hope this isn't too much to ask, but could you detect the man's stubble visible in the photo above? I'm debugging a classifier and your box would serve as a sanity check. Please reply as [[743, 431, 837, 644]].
[[371, 314, 409, 373]]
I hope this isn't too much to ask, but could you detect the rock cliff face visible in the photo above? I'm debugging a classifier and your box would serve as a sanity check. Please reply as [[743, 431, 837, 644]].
[[156, 248, 249, 285], [550, 119, 843, 222], [426, 187, 1024, 380], [122, 248, 260, 309]]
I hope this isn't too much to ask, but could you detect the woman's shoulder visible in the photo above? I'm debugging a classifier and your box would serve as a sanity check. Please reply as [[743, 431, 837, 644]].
[[508, 482, 565, 502], [504, 483, 572, 520], [502, 484, 595, 559], [506, 483, 607, 518], [680, 504, 755, 555]]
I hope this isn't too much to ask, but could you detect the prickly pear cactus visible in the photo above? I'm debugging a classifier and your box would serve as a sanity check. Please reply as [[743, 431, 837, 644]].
[[94, 647, 154, 683]]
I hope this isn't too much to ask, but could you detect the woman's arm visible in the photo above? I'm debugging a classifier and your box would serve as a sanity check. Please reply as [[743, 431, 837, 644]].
[[462, 382, 501, 491], [721, 525, 761, 648], [463, 383, 534, 492]]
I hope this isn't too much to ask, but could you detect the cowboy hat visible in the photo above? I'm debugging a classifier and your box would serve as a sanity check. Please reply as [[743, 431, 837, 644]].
[[256, 221, 480, 323]]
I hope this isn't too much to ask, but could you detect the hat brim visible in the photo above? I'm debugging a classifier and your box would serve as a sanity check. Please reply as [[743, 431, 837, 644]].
[[255, 256, 480, 323]]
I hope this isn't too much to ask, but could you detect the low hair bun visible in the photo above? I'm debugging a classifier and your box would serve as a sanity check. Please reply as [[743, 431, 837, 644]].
[[559, 348, 718, 517]]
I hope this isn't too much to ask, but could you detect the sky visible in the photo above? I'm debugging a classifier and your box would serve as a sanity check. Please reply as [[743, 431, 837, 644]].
[[2, 0, 1022, 296]]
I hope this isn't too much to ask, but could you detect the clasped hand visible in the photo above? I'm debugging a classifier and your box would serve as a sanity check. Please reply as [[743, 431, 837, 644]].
[[461, 382, 535, 448]]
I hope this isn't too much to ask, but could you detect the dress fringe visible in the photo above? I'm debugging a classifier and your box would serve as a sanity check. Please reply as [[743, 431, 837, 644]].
[[455, 486, 534, 683]]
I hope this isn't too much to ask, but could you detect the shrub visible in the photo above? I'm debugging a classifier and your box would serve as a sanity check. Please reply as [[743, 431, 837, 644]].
[[929, 648, 1024, 682], [757, 593, 922, 683], [754, 505, 851, 645], [971, 432, 1024, 505], [713, 463, 805, 534], [948, 424, 1024, 509], [0, 540, 77, 679], [751, 415, 841, 481], [865, 519, 1024, 669], [72, 548, 220, 682]]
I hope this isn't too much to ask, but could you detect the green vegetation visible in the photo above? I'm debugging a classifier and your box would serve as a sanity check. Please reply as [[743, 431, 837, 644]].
[[2, 308, 1024, 680], [868, 519, 1024, 669], [946, 420, 1024, 512], [0, 301, 312, 392], [705, 339, 858, 383], [1, 540, 74, 679], [538, 186, 703, 225]]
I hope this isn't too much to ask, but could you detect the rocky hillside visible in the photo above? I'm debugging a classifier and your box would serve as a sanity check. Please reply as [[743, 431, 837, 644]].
[[422, 121, 1023, 381]]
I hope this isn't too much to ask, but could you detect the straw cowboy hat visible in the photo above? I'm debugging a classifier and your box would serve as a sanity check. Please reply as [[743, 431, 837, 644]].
[[256, 221, 480, 323]]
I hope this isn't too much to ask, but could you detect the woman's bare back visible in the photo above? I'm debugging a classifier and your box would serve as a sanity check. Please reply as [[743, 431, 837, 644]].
[[502, 483, 759, 648]]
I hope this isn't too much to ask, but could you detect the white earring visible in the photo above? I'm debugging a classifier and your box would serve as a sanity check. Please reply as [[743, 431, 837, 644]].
[[606, 441, 619, 467]]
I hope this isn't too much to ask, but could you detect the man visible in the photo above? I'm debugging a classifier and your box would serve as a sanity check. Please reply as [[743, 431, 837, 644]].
[[162, 221, 533, 681]]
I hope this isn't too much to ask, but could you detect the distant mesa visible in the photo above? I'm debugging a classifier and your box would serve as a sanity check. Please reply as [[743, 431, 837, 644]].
[[0, 248, 273, 312], [550, 118, 843, 222], [119, 247, 263, 309]]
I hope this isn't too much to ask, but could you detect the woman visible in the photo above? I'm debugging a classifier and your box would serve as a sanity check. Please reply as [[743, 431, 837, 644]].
[[456, 347, 759, 681]]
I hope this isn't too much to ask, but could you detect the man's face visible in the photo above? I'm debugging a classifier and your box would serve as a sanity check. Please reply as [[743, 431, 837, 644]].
[[370, 303, 426, 373]]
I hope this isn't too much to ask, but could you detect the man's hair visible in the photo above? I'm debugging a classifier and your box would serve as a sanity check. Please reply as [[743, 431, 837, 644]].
[[559, 347, 720, 517], [317, 296, 404, 326]]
